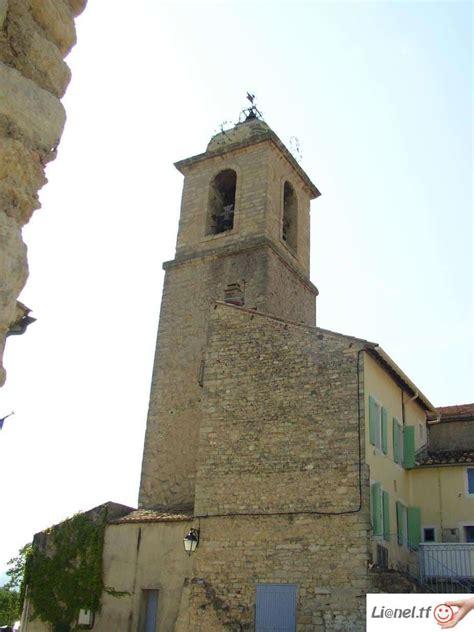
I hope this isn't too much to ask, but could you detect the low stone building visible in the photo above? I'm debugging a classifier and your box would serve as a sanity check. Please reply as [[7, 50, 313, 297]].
[[21, 111, 473, 631]]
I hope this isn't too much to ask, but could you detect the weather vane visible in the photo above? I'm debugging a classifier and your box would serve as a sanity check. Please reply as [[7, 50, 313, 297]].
[[240, 92, 263, 122]]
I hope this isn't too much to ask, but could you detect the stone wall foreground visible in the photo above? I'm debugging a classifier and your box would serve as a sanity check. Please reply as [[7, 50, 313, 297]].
[[0, 0, 87, 386], [187, 302, 372, 631]]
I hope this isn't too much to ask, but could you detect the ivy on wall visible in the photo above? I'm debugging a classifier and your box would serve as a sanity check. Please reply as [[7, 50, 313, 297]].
[[11, 512, 106, 629]]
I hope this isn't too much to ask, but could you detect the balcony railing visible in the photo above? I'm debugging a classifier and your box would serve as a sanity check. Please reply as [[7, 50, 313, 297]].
[[419, 543, 474, 581], [399, 544, 474, 593]]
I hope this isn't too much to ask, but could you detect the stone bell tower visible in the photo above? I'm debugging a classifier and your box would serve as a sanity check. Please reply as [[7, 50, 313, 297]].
[[139, 110, 321, 510]]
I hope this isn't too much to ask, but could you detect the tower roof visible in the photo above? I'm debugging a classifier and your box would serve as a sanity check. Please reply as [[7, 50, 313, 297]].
[[206, 118, 273, 152], [175, 118, 321, 200]]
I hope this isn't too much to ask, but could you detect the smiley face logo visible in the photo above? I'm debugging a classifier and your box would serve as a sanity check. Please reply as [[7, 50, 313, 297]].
[[434, 604, 454, 625]]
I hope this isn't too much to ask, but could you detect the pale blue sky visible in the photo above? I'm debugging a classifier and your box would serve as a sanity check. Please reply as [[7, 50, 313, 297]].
[[1, 0, 472, 578]]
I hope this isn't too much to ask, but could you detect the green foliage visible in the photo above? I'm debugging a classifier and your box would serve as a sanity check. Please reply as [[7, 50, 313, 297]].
[[0, 586, 20, 625], [5, 543, 31, 590], [8, 512, 106, 629], [5, 543, 32, 610]]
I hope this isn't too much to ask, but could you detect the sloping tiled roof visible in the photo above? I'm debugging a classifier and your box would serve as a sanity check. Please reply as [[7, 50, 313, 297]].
[[416, 450, 474, 466], [427, 403, 474, 421], [109, 509, 193, 524]]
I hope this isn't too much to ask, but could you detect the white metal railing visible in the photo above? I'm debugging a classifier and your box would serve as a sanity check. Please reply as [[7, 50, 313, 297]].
[[419, 543, 474, 580]]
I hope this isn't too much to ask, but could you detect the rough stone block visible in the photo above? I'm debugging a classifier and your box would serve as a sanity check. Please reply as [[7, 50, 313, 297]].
[[29, 0, 76, 55], [2, 0, 72, 97], [67, 0, 86, 17], [0, 0, 8, 28], [0, 62, 66, 151], [0, 211, 28, 385], [0, 139, 47, 224], [28, 27, 72, 97]]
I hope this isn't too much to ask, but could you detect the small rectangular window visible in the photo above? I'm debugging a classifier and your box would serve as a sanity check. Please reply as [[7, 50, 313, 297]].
[[375, 403, 382, 449], [465, 526, 474, 543], [399, 423, 404, 464], [467, 468, 474, 494], [371, 482, 382, 536], [369, 397, 386, 453], [224, 283, 244, 306], [419, 423, 424, 439], [393, 418, 404, 465], [423, 528, 435, 542], [396, 501, 407, 546]]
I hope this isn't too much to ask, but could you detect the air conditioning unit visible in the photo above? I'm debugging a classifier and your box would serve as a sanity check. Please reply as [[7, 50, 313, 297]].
[[78, 609, 94, 628]]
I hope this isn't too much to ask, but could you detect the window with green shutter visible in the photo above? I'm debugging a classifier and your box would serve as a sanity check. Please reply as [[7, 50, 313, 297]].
[[371, 482, 382, 536], [392, 418, 399, 463], [369, 396, 388, 454], [381, 408, 388, 454], [382, 490, 390, 542], [403, 426, 416, 468], [396, 501, 406, 546], [407, 507, 421, 550], [369, 396, 377, 446]]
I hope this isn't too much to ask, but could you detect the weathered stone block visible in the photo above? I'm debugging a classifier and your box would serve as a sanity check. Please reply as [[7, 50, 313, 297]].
[[0, 0, 8, 28], [29, 0, 76, 55], [0, 211, 28, 385], [2, 0, 72, 97], [0, 62, 66, 151], [67, 0, 86, 17], [28, 28, 72, 97], [0, 138, 47, 224]]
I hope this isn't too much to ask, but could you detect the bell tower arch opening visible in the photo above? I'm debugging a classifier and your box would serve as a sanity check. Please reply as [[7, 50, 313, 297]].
[[282, 180, 298, 252], [207, 169, 237, 235]]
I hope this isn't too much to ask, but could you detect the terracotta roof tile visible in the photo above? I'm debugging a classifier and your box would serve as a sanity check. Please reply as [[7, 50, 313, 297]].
[[109, 509, 193, 524], [416, 450, 474, 466], [427, 403, 474, 421]]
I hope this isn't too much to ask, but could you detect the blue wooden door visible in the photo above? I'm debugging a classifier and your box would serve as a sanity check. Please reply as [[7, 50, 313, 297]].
[[143, 589, 159, 632], [255, 584, 297, 632]]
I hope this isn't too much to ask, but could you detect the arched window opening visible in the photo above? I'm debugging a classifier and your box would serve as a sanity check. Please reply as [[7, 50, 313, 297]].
[[207, 169, 237, 235], [282, 181, 297, 251]]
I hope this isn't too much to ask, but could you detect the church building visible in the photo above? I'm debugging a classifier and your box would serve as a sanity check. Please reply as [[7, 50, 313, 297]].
[[21, 107, 473, 632]]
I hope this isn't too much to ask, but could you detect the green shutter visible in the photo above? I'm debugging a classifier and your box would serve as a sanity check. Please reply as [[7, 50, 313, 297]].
[[403, 426, 416, 468], [407, 507, 421, 550], [381, 408, 388, 454], [382, 490, 390, 542], [393, 418, 399, 463], [369, 397, 377, 446], [396, 501, 405, 545], [371, 482, 382, 536]]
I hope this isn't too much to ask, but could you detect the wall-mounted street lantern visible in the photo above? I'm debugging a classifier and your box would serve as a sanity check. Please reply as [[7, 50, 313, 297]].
[[183, 528, 199, 555]]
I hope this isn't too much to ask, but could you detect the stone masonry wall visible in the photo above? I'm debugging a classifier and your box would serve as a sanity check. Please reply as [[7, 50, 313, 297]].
[[266, 244, 316, 326], [0, 0, 86, 385], [139, 242, 316, 510], [195, 303, 366, 516], [428, 419, 474, 451], [186, 302, 371, 631], [188, 514, 369, 632]]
